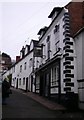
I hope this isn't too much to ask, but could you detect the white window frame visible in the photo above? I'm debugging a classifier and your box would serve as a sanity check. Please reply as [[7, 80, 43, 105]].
[[24, 62, 27, 70], [20, 65, 22, 72], [23, 77, 25, 85], [51, 65, 59, 86]]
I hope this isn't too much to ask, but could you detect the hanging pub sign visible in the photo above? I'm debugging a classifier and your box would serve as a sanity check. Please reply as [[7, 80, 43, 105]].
[[34, 47, 42, 57]]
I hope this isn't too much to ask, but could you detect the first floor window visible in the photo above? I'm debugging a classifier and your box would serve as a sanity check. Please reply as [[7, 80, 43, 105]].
[[47, 40, 50, 59], [29, 58, 33, 68], [24, 62, 27, 70], [20, 65, 22, 72], [55, 41, 60, 53]]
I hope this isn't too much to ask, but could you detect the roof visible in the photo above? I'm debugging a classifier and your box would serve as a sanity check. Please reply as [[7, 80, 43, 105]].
[[30, 39, 39, 47], [37, 26, 48, 35], [2, 52, 11, 58], [39, 7, 64, 41], [74, 26, 84, 38], [11, 49, 34, 68], [48, 7, 63, 18], [25, 45, 30, 51]]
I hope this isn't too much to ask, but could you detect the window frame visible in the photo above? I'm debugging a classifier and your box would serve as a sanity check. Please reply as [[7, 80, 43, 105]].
[[51, 65, 59, 86], [20, 65, 22, 72], [55, 41, 60, 53], [46, 35, 51, 59], [23, 77, 25, 85], [24, 62, 27, 70]]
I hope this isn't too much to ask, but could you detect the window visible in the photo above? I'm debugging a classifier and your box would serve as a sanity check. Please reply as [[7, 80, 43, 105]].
[[47, 40, 50, 59], [20, 65, 22, 72], [29, 58, 33, 68], [23, 77, 25, 85], [19, 78, 21, 85], [46, 35, 51, 59], [55, 41, 60, 53], [24, 62, 27, 70], [54, 24, 59, 34], [51, 65, 59, 86]]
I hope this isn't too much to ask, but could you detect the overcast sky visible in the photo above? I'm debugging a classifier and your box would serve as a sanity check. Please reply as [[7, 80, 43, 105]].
[[0, 0, 71, 60]]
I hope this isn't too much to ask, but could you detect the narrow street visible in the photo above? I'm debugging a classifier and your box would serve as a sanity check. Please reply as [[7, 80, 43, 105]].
[[2, 88, 61, 119], [2, 88, 84, 119]]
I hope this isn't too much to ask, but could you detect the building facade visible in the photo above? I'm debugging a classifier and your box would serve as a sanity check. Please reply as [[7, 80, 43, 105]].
[[34, 7, 78, 107], [2, 1, 84, 109], [74, 27, 84, 110]]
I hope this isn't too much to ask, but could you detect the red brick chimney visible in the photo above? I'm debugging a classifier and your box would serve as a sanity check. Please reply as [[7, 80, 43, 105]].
[[16, 56, 20, 62]]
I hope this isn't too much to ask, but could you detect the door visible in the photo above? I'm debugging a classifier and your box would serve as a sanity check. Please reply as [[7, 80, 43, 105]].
[[31, 75, 33, 92], [16, 78, 18, 89], [39, 73, 44, 96], [45, 72, 50, 97], [26, 77, 28, 92]]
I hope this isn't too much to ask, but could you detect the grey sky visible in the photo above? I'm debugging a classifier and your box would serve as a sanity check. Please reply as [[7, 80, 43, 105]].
[[0, 0, 71, 60]]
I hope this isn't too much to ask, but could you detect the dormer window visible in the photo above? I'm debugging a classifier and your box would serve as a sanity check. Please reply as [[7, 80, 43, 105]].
[[37, 26, 48, 39], [48, 7, 62, 21]]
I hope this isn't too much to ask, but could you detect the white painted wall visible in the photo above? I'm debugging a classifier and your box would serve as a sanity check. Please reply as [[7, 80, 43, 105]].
[[30, 41, 34, 51], [74, 31, 83, 80], [11, 51, 33, 91], [74, 29, 84, 109]]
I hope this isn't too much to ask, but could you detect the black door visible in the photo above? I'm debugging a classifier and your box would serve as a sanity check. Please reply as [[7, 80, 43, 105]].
[[31, 76, 33, 92], [39, 73, 44, 96], [44, 72, 51, 98], [26, 77, 28, 92], [16, 78, 18, 89]]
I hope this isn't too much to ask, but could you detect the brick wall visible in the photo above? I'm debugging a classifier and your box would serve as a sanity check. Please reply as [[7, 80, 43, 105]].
[[65, 2, 84, 36]]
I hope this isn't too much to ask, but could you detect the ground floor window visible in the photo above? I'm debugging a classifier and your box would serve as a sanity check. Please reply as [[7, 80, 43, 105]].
[[23, 77, 25, 85], [51, 65, 59, 86]]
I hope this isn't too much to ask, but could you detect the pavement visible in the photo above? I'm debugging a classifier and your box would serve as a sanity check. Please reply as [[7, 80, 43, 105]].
[[11, 87, 66, 111]]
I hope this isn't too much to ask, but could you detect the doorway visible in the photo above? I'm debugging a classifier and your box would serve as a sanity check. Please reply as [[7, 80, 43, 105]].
[[44, 72, 51, 97], [16, 78, 18, 89], [26, 77, 28, 92]]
